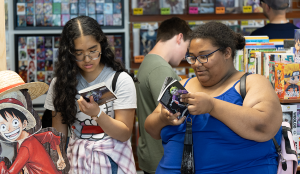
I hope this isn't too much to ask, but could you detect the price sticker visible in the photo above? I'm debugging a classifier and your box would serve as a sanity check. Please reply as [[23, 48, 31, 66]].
[[133, 23, 141, 28], [188, 21, 196, 26], [134, 55, 144, 63], [215, 7, 225, 14], [243, 6, 252, 13], [241, 20, 248, 26], [189, 7, 198, 14], [161, 8, 171, 15], [133, 8, 143, 15]]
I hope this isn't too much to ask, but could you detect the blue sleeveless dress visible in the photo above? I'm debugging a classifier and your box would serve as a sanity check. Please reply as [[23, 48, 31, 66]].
[[156, 78, 282, 174]]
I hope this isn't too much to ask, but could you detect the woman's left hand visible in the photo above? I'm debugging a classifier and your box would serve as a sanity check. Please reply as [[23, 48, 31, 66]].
[[77, 96, 100, 117], [180, 92, 215, 115]]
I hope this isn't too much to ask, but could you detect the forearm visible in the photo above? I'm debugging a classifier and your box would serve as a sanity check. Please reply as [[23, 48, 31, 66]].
[[144, 111, 168, 140], [94, 112, 133, 142], [52, 111, 68, 143], [210, 98, 282, 142]]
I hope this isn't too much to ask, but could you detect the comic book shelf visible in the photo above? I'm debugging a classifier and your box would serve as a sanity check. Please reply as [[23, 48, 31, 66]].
[[129, 0, 300, 71]]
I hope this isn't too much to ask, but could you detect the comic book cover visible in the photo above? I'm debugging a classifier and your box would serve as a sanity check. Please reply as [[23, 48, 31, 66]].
[[27, 37, 35, 49], [44, 37, 53, 48], [27, 49, 36, 60], [243, 0, 262, 13], [78, 2, 86, 14], [54, 0, 62, 2], [115, 47, 122, 62], [17, 15, 26, 27], [61, 3, 70, 14], [61, 14, 70, 26], [140, 24, 158, 56], [54, 37, 61, 48], [53, 3, 61, 14], [113, 2, 121, 14], [113, 14, 122, 26], [35, 0, 44, 2], [96, 14, 104, 25], [70, 3, 78, 14], [114, 35, 122, 47], [215, 0, 241, 13], [26, 3, 34, 15], [105, 0, 113, 2], [61, 0, 70, 2], [37, 71, 45, 82], [269, 61, 275, 89], [103, 3, 113, 14], [96, 3, 104, 13], [295, 29, 300, 63], [45, 71, 54, 85], [28, 60, 36, 82], [44, 15, 53, 26], [137, 0, 159, 15], [35, 3, 44, 15], [19, 60, 28, 82], [36, 15, 44, 26], [37, 48, 45, 60], [37, 60, 45, 71], [37, 36, 45, 48], [26, 0, 34, 2], [284, 63, 300, 99], [70, 14, 78, 19], [16, 3, 26, 15], [160, 0, 185, 14], [19, 50, 27, 60], [89, 14, 96, 20], [88, 2, 96, 14], [88, 0, 95, 1], [26, 15, 34, 26], [158, 77, 189, 119], [44, 0, 53, 2], [96, 0, 105, 2], [294, 19, 300, 28], [19, 37, 27, 49], [106, 35, 114, 47], [79, 0, 86, 1], [45, 60, 53, 71], [45, 48, 53, 60], [198, 0, 215, 14], [43, 3, 53, 14], [70, 0, 78, 2], [52, 14, 61, 26], [281, 104, 297, 136], [104, 14, 113, 25]]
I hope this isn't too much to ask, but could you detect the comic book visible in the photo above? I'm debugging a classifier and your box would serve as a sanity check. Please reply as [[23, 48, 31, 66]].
[[70, 3, 78, 14], [133, 0, 160, 15], [53, 3, 61, 14], [52, 14, 61, 26], [113, 14, 122, 26], [26, 3, 34, 15], [139, 23, 158, 56], [215, 0, 241, 14], [78, 82, 117, 105], [96, 3, 104, 13], [88, 2, 96, 14], [26, 15, 34, 26], [243, 0, 262, 13], [157, 77, 189, 119], [281, 104, 297, 136], [160, 0, 185, 14], [189, 0, 214, 14]]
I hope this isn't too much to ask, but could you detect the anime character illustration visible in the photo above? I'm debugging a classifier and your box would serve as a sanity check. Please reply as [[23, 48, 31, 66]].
[[138, 0, 160, 14], [140, 24, 157, 56], [0, 70, 70, 174], [284, 64, 300, 98], [164, 0, 183, 14], [294, 30, 300, 63], [169, 86, 188, 119]]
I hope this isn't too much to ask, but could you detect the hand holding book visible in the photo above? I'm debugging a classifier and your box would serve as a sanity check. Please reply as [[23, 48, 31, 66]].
[[77, 96, 102, 118]]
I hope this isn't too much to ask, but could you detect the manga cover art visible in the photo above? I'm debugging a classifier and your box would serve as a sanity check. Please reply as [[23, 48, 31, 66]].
[[37, 36, 45, 48], [37, 60, 45, 71], [45, 37, 53, 48], [161, 0, 184, 14], [79, 2, 87, 14], [137, 0, 159, 15], [36, 15, 44, 26], [43, 3, 53, 14], [53, 3, 62, 14], [295, 29, 300, 63], [45, 48, 53, 60], [284, 63, 300, 99], [0, 70, 70, 173], [244, 0, 262, 13], [96, 14, 104, 25], [54, 37, 61, 48], [113, 14, 122, 26], [61, 3, 70, 14], [61, 14, 70, 26], [35, 3, 43, 15], [96, 3, 104, 13], [113, 2, 121, 13], [88, 2, 96, 14], [104, 14, 113, 25], [37, 71, 45, 82], [27, 49, 35, 60], [104, 3, 113, 14], [18, 61, 28, 82], [216, 0, 241, 13], [53, 14, 61, 26], [37, 48, 45, 60], [70, 3, 78, 14]]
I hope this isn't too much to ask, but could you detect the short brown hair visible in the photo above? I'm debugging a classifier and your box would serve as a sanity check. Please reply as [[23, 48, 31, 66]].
[[156, 17, 191, 43]]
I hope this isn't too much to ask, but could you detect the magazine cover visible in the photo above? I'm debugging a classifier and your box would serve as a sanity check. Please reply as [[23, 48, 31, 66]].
[[78, 82, 117, 106], [158, 77, 189, 119], [160, 0, 185, 14]]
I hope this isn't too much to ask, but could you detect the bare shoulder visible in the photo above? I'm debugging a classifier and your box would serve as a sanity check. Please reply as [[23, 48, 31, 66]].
[[246, 74, 271, 87]]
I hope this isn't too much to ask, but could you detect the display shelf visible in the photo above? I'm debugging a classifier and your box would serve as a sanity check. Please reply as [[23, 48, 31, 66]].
[[279, 99, 300, 104]]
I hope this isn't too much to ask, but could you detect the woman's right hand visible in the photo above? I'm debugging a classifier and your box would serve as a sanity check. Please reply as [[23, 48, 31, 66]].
[[159, 105, 186, 126]]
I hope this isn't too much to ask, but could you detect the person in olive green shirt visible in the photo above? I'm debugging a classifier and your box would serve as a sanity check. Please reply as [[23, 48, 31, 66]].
[[135, 17, 191, 174]]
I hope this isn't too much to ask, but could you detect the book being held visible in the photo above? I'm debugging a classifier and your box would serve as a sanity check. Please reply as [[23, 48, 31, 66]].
[[78, 82, 117, 106], [157, 77, 189, 119]]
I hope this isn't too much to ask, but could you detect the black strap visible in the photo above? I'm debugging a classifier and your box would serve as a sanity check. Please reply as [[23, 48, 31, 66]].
[[112, 71, 122, 92], [240, 73, 249, 100]]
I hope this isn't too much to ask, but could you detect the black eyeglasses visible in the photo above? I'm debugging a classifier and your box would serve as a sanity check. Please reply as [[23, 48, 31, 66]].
[[185, 48, 221, 65]]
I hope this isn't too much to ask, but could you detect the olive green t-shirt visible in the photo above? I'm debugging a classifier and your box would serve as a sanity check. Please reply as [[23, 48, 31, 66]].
[[136, 54, 181, 173]]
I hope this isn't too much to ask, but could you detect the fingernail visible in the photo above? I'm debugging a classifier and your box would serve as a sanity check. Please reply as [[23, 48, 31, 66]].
[[180, 99, 182, 102]]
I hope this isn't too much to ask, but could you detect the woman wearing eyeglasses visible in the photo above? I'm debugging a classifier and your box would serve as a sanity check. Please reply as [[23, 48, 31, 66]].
[[145, 21, 282, 173], [44, 16, 138, 174]]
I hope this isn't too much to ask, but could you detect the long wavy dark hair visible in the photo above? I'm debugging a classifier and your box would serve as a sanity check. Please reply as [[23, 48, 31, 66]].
[[53, 16, 137, 126]]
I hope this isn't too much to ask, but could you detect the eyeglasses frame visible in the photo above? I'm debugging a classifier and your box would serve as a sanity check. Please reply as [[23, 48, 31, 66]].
[[69, 50, 102, 62], [185, 48, 221, 65]]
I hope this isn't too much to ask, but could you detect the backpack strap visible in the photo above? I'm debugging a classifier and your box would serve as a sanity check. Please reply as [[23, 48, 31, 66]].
[[240, 72, 249, 100], [112, 71, 122, 92]]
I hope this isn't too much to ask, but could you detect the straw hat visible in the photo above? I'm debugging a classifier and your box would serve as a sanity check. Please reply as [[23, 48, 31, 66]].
[[0, 70, 49, 100]]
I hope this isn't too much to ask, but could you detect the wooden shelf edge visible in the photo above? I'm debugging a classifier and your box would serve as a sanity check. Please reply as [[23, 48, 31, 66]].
[[279, 99, 300, 104], [297, 165, 300, 171]]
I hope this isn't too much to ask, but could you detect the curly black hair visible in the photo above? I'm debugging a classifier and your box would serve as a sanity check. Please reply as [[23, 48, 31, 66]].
[[189, 21, 245, 60], [53, 16, 137, 126]]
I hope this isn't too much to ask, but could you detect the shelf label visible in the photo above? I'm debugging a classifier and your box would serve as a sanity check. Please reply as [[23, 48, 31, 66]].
[[133, 23, 141, 28], [134, 55, 144, 63], [241, 20, 248, 26], [215, 7, 225, 14], [133, 8, 143, 15], [189, 7, 198, 14], [243, 6, 252, 13], [161, 8, 171, 15], [188, 21, 196, 26]]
